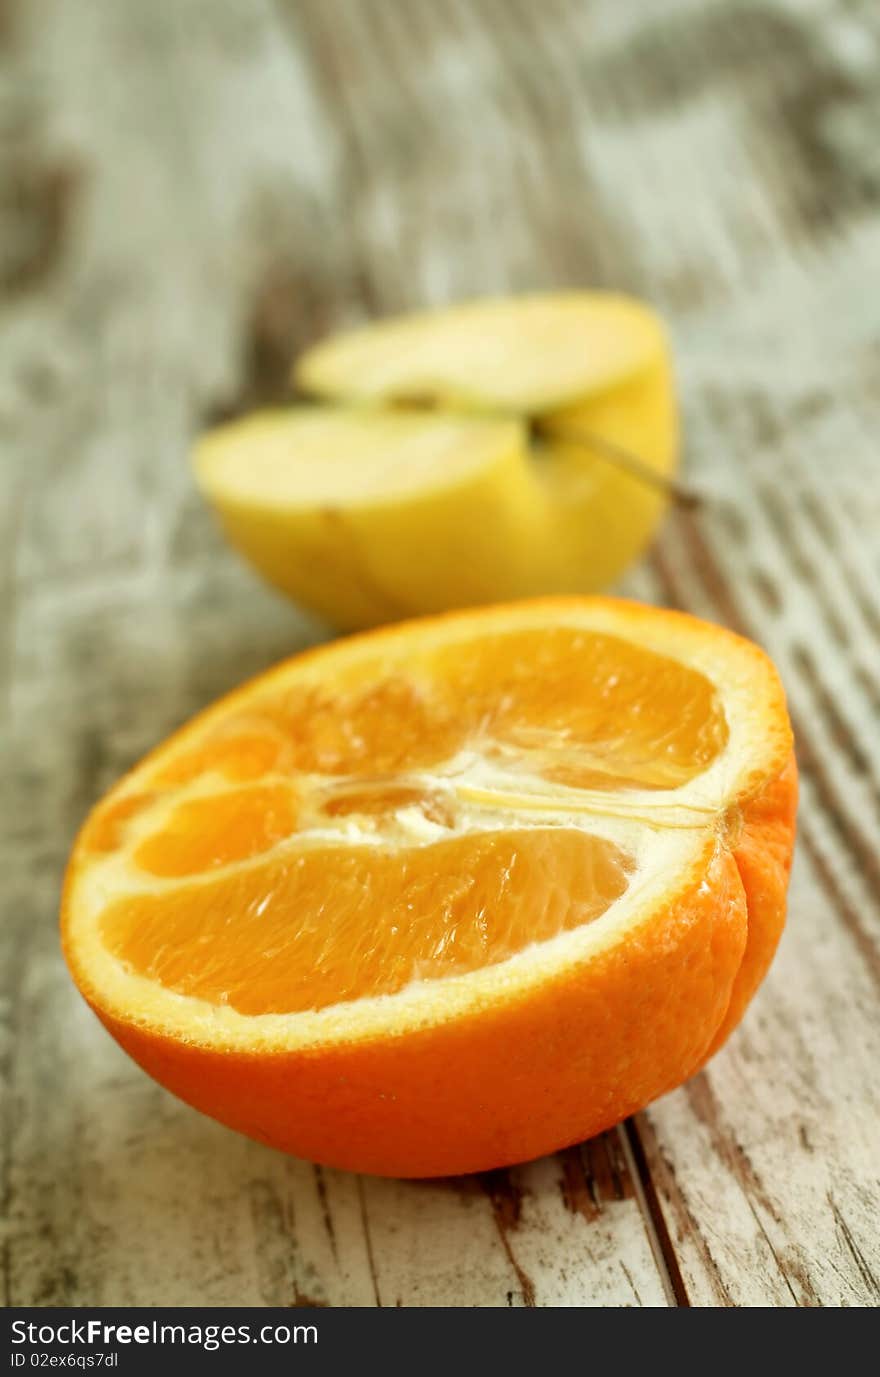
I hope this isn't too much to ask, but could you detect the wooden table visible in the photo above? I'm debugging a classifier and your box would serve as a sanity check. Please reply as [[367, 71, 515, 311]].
[[3, 0, 879, 1308]]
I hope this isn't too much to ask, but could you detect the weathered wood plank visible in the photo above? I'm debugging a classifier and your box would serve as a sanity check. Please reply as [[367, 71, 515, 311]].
[[4, 0, 880, 1308]]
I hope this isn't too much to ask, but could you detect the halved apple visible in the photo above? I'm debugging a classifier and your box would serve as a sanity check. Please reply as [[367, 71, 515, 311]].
[[195, 293, 678, 630]]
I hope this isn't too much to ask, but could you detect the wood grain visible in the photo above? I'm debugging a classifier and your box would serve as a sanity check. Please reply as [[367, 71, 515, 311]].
[[3, 0, 879, 1307]]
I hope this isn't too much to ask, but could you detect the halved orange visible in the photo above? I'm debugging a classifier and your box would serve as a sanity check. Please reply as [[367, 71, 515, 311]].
[[62, 598, 797, 1177]]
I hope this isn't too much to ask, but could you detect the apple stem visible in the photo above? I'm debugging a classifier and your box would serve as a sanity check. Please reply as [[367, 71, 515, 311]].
[[545, 423, 701, 508]]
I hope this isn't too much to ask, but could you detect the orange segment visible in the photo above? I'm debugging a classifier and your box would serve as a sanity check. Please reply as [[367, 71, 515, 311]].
[[132, 784, 298, 878], [61, 597, 796, 1177], [250, 676, 462, 776], [319, 783, 456, 827], [103, 829, 632, 1015], [425, 627, 729, 788], [153, 727, 289, 786]]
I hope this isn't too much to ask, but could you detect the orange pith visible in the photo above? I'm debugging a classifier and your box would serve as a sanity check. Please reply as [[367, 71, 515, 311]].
[[62, 598, 796, 1177]]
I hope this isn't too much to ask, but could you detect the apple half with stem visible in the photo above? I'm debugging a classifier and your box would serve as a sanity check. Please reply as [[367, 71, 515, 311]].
[[194, 293, 678, 631]]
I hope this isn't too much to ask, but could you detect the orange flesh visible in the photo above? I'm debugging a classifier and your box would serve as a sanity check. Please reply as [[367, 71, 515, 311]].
[[82, 628, 728, 1016], [132, 784, 299, 878], [100, 829, 632, 1015]]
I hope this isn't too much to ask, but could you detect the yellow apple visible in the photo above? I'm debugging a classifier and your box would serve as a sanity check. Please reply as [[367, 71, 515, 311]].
[[195, 293, 678, 630]]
